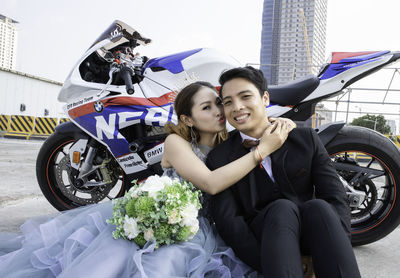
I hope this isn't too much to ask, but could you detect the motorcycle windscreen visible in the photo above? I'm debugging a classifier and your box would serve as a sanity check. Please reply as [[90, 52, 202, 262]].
[[88, 20, 151, 53]]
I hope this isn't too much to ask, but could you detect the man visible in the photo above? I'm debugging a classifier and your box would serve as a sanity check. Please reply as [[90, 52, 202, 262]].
[[206, 66, 361, 277]]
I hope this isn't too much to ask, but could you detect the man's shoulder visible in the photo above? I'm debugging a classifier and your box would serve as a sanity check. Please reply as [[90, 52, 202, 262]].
[[288, 126, 313, 138], [208, 130, 240, 158], [286, 127, 320, 150]]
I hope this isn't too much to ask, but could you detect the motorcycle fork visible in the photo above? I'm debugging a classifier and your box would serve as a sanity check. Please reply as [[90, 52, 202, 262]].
[[75, 139, 105, 186]]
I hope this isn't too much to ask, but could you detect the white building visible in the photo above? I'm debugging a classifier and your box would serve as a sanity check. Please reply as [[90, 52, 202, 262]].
[[0, 14, 18, 70], [260, 0, 328, 85], [387, 119, 397, 135], [0, 67, 64, 118]]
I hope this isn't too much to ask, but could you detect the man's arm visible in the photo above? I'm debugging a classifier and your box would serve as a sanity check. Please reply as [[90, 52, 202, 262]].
[[206, 153, 262, 271], [309, 129, 351, 236]]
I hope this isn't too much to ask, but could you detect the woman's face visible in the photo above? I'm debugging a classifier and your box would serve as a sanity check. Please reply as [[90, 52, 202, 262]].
[[189, 86, 226, 135]]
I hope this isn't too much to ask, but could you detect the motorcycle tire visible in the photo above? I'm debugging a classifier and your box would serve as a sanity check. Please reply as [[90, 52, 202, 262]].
[[36, 132, 126, 211], [326, 125, 400, 246]]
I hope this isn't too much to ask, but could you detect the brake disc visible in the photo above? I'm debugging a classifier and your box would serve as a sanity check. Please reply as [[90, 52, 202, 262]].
[[55, 155, 116, 205]]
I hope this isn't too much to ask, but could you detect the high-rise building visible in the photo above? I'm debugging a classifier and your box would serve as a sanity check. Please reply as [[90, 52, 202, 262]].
[[0, 14, 18, 70], [260, 0, 327, 85]]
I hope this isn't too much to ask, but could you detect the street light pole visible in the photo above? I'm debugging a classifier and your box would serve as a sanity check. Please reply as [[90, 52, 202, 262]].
[[365, 118, 377, 131]]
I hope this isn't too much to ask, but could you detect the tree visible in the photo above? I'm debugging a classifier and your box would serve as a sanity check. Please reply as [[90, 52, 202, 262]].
[[350, 114, 391, 134]]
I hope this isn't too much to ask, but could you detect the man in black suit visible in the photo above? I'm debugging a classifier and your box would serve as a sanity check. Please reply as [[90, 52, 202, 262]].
[[206, 67, 361, 277]]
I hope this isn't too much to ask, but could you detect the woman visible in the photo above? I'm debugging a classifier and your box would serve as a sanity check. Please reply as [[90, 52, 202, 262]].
[[0, 82, 294, 278]]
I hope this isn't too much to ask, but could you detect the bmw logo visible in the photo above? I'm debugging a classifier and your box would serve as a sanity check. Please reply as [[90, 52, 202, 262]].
[[94, 101, 104, 113]]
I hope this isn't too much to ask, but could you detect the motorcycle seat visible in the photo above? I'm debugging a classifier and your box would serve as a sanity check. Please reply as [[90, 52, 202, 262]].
[[268, 75, 320, 106]]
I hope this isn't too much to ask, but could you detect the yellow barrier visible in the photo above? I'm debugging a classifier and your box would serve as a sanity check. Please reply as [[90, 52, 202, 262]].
[[31, 117, 58, 138], [392, 135, 400, 149], [4, 115, 35, 139], [384, 134, 400, 149], [0, 115, 10, 131], [0, 115, 71, 139], [58, 118, 70, 125], [396, 136, 400, 148]]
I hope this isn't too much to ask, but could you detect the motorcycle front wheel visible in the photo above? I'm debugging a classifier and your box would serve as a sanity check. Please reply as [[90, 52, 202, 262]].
[[326, 126, 400, 246], [36, 132, 126, 211]]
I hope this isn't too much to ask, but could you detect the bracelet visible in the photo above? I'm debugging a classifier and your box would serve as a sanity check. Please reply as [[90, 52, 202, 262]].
[[255, 146, 264, 169]]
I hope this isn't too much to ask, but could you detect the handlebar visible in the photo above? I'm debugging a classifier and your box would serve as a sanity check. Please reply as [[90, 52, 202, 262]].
[[119, 66, 135, 95]]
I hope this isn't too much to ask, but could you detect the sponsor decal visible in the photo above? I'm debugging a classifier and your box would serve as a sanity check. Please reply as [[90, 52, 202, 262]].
[[171, 72, 200, 102], [145, 145, 163, 159], [144, 143, 164, 164], [93, 105, 175, 140], [67, 96, 95, 110], [94, 101, 104, 113], [109, 24, 122, 40], [117, 153, 146, 174]]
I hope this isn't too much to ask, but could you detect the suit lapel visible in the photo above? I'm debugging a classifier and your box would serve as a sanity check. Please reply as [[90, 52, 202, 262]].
[[228, 132, 259, 207], [228, 132, 248, 162], [271, 144, 300, 204]]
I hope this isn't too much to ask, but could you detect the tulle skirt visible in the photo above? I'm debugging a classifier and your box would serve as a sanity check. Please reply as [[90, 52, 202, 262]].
[[0, 201, 259, 278]]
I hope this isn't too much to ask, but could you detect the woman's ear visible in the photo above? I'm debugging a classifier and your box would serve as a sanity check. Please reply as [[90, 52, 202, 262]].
[[180, 115, 193, 127]]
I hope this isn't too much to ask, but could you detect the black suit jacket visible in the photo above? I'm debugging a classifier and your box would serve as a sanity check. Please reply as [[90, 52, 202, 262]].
[[206, 127, 350, 271]]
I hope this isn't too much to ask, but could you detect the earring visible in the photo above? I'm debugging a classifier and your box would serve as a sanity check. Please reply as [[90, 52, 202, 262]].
[[190, 126, 197, 145]]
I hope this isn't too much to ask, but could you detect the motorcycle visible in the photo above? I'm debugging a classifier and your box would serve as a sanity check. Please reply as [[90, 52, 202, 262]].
[[36, 20, 400, 246]]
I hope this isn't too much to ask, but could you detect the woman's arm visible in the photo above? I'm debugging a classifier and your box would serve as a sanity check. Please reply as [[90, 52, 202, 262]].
[[162, 120, 293, 195]]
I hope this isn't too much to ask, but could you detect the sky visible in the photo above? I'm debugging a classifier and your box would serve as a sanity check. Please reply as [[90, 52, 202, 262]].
[[3, 0, 400, 82], [2, 0, 400, 127]]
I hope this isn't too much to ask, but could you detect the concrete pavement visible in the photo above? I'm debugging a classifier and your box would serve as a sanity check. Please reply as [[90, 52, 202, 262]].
[[0, 137, 399, 277]]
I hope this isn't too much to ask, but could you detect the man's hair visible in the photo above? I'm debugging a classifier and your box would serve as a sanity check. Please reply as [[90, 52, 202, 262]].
[[219, 66, 268, 97]]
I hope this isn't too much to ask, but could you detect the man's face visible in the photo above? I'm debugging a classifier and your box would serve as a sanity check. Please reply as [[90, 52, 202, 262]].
[[221, 77, 270, 138]]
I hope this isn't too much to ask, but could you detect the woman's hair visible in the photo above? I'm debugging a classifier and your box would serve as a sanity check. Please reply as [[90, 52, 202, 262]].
[[164, 81, 228, 144]]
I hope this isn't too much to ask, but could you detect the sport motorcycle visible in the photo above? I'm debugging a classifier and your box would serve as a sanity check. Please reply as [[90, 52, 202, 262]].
[[36, 20, 400, 246]]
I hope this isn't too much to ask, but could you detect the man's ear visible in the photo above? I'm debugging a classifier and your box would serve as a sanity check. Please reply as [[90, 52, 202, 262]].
[[180, 115, 193, 127], [263, 91, 270, 107]]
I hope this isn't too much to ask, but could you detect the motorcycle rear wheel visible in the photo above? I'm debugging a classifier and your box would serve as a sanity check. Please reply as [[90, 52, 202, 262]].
[[36, 132, 126, 211], [326, 126, 400, 246]]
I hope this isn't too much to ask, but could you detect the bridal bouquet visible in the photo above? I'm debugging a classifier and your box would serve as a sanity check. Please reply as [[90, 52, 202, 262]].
[[108, 175, 202, 248]]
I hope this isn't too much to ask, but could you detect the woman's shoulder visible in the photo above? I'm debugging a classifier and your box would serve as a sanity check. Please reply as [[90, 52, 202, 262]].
[[164, 134, 193, 156], [165, 133, 190, 146]]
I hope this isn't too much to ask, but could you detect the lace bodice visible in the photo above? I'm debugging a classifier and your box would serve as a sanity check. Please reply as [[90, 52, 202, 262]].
[[162, 143, 213, 220]]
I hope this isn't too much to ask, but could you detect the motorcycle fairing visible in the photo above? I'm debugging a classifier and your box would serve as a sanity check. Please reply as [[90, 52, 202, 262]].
[[330, 51, 389, 63], [67, 92, 175, 158], [303, 53, 393, 102], [143, 49, 202, 74], [320, 51, 390, 80]]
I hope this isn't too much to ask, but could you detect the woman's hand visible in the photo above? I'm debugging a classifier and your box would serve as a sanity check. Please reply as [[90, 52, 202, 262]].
[[257, 119, 292, 158], [269, 117, 296, 131]]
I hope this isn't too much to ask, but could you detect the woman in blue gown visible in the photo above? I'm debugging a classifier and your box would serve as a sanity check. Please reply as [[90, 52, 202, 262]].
[[0, 81, 293, 278]]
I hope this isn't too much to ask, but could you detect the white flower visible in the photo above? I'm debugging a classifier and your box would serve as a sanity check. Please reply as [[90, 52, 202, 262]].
[[123, 215, 139, 239], [140, 175, 165, 200], [189, 220, 199, 234], [144, 228, 154, 241], [180, 204, 199, 227], [168, 209, 181, 224], [130, 187, 142, 198], [160, 176, 173, 186]]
